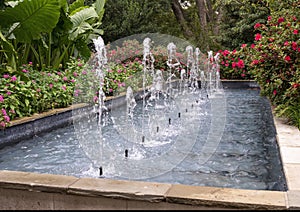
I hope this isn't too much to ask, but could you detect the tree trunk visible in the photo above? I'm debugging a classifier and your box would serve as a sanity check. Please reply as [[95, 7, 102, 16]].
[[195, 0, 207, 29], [171, 0, 194, 38], [205, 0, 214, 23]]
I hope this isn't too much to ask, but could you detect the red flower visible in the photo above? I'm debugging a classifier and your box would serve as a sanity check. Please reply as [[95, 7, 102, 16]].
[[293, 29, 298, 34], [254, 23, 261, 29], [278, 17, 284, 24], [255, 33, 262, 41], [222, 50, 230, 56], [251, 60, 259, 65], [292, 42, 297, 50], [273, 90, 277, 95], [237, 59, 245, 69], [292, 83, 299, 89], [232, 62, 237, 68], [284, 55, 291, 62]]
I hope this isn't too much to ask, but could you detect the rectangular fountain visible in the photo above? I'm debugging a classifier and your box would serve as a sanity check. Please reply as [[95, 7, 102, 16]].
[[0, 36, 299, 210]]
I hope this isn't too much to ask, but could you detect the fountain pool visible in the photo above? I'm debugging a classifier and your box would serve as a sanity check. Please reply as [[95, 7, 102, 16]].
[[0, 35, 292, 210], [0, 86, 287, 191]]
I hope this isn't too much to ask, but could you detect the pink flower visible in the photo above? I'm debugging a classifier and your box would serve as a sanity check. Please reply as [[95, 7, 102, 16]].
[[273, 90, 277, 95], [62, 85, 66, 91], [29, 61, 33, 65], [93, 96, 98, 102], [255, 33, 262, 41], [293, 29, 298, 34], [4, 115, 10, 122], [241, 44, 247, 48], [284, 41, 289, 46], [63, 76, 68, 81], [268, 16, 272, 22], [11, 76, 17, 81], [73, 72, 78, 77], [0, 95, 3, 102], [3, 74, 9, 79], [78, 63, 83, 67], [1, 108, 7, 116], [22, 69, 28, 73], [251, 44, 256, 49], [241, 73, 246, 77], [6, 91, 11, 95], [0, 122, 5, 128]]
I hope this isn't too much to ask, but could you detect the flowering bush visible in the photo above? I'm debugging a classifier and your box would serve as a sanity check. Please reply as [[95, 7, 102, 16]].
[[249, 8, 300, 129], [218, 44, 254, 80], [107, 38, 186, 76], [0, 61, 80, 129]]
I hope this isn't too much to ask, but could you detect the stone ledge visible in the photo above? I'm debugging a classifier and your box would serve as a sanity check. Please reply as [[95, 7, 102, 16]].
[[166, 184, 287, 210], [0, 170, 78, 194], [68, 177, 171, 202], [0, 170, 289, 210]]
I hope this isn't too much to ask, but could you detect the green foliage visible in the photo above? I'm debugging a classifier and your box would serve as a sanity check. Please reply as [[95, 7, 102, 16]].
[[101, 0, 181, 43], [0, 0, 106, 72], [248, 3, 300, 129], [218, 44, 254, 80], [0, 0, 61, 42], [0, 61, 80, 129], [217, 0, 270, 50]]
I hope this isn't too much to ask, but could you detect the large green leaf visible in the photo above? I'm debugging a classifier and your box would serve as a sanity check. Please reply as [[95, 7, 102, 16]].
[[0, 0, 61, 42], [94, 0, 106, 16], [69, 7, 98, 40], [69, 0, 85, 15]]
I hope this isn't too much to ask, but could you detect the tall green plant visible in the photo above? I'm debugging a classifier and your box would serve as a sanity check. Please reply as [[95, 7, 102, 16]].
[[0, 0, 106, 72], [0, 0, 61, 72]]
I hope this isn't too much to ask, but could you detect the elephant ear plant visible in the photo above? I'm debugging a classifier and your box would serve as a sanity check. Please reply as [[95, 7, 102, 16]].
[[0, 0, 106, 72], [0, 0, 61, 72], [0, 0, 107, 129]]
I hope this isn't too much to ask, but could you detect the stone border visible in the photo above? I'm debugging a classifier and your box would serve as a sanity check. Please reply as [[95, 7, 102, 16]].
[[0, 170, 287, 210]]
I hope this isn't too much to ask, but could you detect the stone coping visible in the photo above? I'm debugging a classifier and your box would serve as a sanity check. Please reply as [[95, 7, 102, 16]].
[[0, 79, 299, 209], [0, 170, 287, 210]]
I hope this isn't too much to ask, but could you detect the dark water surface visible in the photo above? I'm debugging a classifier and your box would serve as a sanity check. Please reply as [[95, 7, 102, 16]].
[[0, 88, 287, 191]]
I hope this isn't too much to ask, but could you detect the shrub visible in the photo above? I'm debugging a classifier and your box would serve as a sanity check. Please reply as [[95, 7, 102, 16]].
[[249, 7, 300, 129], [218, 44, 254, 80], [0, 61, 80, 129]]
